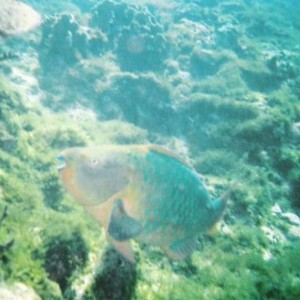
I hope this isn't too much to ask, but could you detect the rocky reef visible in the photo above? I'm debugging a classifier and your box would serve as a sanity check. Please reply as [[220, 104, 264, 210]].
[[39, 14, 106, 69], [90, 0, 169, 71], [0, 0, 300, 299], [0, 0, 41, 38]]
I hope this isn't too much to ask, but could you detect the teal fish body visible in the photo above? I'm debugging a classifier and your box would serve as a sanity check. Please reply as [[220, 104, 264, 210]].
[[58, 145, 226, 261], [126, 149, 225, 247]]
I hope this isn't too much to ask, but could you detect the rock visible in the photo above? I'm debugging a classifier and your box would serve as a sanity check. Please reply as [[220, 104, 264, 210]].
[[173, 2, 218, 24], [288, 226, 300, 238], [282, 212, 300, 225], [96, 73, 174, 132], [0, 0, 41, 38], [240, 67, 280, 92], [265, 50, 298, 80], [271, 203, 282, 214], [190, 48, 228, 78], [168, 16, 215, 56], [90, 0, 168, 71], [262, 249, 272, 261], [0, 283, 41, 300], [291, 122, 300, 141], [216, 22, 241, 52], [261, 225, 287, 244], [39, 14, 106, 68]]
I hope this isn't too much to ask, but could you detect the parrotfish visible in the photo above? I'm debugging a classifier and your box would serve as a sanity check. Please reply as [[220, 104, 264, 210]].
[[57, 144, 227, 262]]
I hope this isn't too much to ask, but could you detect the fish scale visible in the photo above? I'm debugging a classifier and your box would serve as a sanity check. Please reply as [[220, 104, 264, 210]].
[[58, 144, 227, 261], [139, 151, 204, 231]]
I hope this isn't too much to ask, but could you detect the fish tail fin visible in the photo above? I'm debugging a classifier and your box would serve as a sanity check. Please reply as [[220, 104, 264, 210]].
[[220, 183, 234, 204], [207, 182, 237, 235], [207, 198, 226, 236], [219, 180, 239, 208]]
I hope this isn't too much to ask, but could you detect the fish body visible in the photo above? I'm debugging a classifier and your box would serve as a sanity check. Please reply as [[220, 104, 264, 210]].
[[58, 145, 226, 261]]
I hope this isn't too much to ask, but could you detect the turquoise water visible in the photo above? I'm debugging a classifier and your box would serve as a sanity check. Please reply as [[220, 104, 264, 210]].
[[0, 0, 300, 299]]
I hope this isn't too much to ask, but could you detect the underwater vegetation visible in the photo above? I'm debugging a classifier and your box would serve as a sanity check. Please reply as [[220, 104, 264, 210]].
[[0, 0, 300, 299]]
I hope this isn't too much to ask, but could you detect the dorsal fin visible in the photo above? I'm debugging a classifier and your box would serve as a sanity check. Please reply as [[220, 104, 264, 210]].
[[146, 144, 191, 168], [206, 182, 237, 235]]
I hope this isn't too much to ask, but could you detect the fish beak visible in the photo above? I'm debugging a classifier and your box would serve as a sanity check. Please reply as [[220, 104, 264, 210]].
[[56, 155, 66, 172]]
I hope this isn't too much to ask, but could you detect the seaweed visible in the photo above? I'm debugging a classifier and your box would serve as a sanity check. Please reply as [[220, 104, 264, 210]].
[[43, 229, 89, 293], [0, 206, 14, 262], [84, 248, 137, 300]]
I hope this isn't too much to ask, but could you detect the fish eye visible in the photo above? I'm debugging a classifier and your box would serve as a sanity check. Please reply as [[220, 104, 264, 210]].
[[91, 158, 99, 165]]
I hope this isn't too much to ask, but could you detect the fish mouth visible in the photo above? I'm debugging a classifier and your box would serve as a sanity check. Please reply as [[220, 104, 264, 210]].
[[56, 155, 66, 172]]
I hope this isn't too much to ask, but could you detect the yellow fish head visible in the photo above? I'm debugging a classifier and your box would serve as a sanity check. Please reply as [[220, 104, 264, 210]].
[[57, 147, 130, 206]]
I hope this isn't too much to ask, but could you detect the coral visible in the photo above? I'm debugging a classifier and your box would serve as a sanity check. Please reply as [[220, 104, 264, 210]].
[[173, 2, 248, 55], [39, 14, 106, 69], [90, 0, 169, 71], [95, 73, 173, 132]]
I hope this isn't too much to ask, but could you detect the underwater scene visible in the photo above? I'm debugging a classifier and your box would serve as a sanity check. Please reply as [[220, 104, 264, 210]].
[[0, 0, 300, 299]]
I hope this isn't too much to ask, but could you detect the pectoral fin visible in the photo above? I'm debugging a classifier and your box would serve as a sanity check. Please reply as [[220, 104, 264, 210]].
[[108, 199, 142, 241]]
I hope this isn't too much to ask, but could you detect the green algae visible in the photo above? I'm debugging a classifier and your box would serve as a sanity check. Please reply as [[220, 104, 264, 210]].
[[41, 169, 65, 211], [82, 248, 137, 300], [42, 229, 89, 293], [133, 230, 300, 300], [194, 150, 238, 176]]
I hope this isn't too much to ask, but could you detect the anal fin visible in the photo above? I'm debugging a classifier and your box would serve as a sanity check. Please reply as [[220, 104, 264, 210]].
[[107, 234, 135, 263], [163, 237, 197, 260]]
